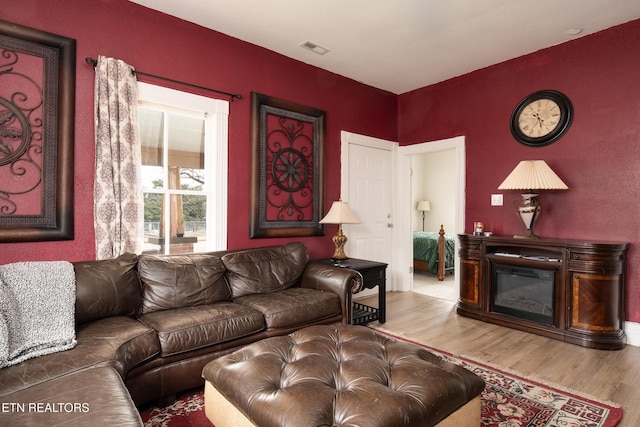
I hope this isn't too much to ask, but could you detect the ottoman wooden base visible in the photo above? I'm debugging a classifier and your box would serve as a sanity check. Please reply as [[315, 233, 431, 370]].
[[205, 381, 480, 427], [205, 381, 255, 427], [203, 324, 484, 427]]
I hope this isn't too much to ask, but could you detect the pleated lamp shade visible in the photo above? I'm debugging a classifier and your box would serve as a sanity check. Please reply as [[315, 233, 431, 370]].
[[498, 160, 568, 191], [319, 200, 360, 224]]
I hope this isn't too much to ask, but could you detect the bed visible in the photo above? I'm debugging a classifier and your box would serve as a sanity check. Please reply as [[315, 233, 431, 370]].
[[413, 225, 455, 281]]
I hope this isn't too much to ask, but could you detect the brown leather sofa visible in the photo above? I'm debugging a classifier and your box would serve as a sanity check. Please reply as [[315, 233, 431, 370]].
[[0, 242, 362, 426]]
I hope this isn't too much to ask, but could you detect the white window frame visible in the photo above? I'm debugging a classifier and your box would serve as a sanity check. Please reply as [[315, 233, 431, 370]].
[[137, 82, 228, 251]]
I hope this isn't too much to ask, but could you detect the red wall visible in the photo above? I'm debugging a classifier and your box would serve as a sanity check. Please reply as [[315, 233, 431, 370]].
[[399, 20, 640, 323], [0, 0, 397, 262]]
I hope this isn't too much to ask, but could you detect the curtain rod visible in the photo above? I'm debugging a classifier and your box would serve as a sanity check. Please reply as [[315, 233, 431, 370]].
[[85, 57, 242, 101]]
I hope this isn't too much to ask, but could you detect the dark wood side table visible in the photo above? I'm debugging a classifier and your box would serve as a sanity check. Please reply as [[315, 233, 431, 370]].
[[317, 258, 387, 325]]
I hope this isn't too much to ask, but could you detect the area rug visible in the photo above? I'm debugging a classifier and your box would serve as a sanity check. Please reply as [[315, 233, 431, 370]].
[[140, 388, 210, 427], [140, 329, 622, 427], [372, 328, 622, 427]]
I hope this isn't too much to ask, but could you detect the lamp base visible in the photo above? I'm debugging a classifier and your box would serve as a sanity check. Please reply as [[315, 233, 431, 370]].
[[513, 193, 540, 240], [330, 224, 349, 261]]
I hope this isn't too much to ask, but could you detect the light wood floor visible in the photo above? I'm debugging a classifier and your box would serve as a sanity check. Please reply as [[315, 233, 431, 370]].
[[355, 291, 640, 427]]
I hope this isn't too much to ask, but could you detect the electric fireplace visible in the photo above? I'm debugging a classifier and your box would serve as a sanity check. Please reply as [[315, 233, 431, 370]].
[[491, 263, 555, 325]]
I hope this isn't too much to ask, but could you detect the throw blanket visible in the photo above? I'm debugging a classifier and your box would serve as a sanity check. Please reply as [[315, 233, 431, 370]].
[[0, 261, 76, 368]]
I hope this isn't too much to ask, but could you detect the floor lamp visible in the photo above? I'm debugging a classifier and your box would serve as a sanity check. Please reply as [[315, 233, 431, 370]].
[[416, 201, 431, 231], [498, 160, 568, 239]]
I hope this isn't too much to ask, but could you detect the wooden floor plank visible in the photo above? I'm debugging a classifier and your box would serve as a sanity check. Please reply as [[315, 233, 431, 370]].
[[356, 291, 640, 427]]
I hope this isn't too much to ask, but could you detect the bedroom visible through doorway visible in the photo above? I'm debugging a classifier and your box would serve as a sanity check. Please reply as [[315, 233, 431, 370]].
[[397, 135, 465, 296], [410, 149, 457, 302]]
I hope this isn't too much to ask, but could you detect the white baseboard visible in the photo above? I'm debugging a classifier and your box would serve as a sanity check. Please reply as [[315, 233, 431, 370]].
[[626, 321, 640, 347]]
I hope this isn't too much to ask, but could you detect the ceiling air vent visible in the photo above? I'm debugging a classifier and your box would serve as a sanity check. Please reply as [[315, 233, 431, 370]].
[[300, 41, 329, 55]]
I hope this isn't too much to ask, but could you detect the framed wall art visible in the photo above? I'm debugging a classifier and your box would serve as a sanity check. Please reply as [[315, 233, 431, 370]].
[[250, 92, 325, 238], [0, 20, 75, 242]]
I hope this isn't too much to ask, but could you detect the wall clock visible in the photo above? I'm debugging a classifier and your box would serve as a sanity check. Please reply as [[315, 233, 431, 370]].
[[510, 90, 573, 147]]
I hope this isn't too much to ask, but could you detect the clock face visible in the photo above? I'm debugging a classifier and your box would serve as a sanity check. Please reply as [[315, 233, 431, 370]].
[[517, 98, 561, 138], [510, 90, 573, 147]]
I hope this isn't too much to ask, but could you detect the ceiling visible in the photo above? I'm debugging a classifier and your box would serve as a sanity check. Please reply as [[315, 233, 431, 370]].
[[129, 0, 640, 94]]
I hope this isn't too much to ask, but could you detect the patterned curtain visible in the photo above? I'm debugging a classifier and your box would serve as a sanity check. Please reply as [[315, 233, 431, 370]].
[[93, 56, 142, 259]]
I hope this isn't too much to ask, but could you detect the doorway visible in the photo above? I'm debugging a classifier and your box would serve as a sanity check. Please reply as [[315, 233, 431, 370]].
[[411, 149, 458, 301], [397, 136, 466, 295]]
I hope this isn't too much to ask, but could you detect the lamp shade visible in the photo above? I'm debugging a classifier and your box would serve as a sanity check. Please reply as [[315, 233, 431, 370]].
[[319, 200, 360, 224], [416, 200, 431, 211], [498, 160, 568, 191]]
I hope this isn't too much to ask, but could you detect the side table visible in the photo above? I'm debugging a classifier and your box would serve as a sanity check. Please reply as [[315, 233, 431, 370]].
[[317, 258, 387, 325]]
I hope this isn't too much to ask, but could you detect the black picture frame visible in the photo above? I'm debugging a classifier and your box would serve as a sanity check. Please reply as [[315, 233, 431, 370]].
[[250, 92, 325, 238], [0, 20, 75, 242]]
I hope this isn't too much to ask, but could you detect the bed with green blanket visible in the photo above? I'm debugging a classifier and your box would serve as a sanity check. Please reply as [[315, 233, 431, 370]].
[[413, 230, 455, 276]]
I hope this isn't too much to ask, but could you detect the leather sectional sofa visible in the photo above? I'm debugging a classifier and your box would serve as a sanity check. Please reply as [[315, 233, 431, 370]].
[[0, 242, 362, 426]]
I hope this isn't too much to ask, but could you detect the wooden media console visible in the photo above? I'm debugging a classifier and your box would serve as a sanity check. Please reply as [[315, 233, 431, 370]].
[[457, 234, 628, 350]]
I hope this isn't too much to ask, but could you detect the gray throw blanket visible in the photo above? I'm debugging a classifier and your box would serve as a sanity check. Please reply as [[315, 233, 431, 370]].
[[0, 261, 76, 368]]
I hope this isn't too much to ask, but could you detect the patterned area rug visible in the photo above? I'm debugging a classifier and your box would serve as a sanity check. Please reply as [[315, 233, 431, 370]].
[[140, 389, 210, 427], [140, 329, 622, 427]]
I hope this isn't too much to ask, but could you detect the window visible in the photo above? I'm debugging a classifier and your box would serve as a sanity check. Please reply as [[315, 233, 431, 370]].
[[137, 83, 228, 254]]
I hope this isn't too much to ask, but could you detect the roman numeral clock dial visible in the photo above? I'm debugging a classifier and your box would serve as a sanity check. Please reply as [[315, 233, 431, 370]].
[[510, 90, 573, 147]]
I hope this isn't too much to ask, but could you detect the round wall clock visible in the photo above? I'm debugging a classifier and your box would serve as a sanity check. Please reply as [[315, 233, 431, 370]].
[[510, 90, 573, 147]]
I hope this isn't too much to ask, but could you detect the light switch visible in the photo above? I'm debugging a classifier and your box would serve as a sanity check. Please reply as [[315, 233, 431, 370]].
[[491, 194, 503, 206]]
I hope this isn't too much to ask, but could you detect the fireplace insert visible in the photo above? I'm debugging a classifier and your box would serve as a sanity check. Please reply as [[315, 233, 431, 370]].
[[491, 263, 555, 325]]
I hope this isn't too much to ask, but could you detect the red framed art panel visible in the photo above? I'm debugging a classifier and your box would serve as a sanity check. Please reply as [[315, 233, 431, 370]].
[[250, 92, 325, 238], [0, 20, 75, 242]]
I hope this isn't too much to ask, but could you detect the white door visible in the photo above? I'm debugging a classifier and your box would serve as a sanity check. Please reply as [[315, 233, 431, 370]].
[[341, 132, 396, 288]]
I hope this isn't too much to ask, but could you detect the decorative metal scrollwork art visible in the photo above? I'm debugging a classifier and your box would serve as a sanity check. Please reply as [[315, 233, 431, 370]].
[[268, 118, 312, 218], [0, 20, 75, 242], [250, 93, 325, 238], [0, 48, 43, 215]]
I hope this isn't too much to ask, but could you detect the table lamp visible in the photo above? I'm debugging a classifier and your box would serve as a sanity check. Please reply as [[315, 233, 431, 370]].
[[498, 160, 568, 239], [319, 200, 360, 263]]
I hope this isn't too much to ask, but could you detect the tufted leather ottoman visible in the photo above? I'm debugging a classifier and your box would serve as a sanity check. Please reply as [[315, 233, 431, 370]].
[[202, 324, 485, 427]]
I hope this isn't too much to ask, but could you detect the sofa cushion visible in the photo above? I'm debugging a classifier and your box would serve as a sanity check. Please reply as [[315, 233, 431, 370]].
[[233, 287, 341, 329], [138, 254, 230, 314], [0, 367, 143, 426], [74, 254, 142, 324], [222, 242, 308, 298], [138, 302, 265, 357], [0, 316, 159, 397]]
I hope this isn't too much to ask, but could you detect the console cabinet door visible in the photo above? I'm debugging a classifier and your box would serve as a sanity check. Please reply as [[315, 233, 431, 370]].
[[568, 272, 623, 333], [567, 246, 626, 341], [460, 258, 481, 310], [457, 235, 483, 312]]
